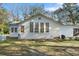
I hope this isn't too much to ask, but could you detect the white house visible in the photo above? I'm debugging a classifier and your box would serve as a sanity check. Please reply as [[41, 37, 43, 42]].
[[9, 13, 79, 39]]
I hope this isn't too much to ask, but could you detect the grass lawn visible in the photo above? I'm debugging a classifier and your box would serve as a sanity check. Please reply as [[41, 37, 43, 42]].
[[0, 39, 79, 56]]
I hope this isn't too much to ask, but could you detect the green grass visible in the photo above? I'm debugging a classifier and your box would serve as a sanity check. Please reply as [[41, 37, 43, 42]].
[[0, 39, 79, 56]]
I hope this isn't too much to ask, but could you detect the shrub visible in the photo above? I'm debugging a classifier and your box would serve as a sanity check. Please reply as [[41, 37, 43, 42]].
[[74, 37, 79, 41]]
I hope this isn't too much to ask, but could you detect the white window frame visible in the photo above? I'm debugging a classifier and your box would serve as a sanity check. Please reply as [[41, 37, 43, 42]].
[[30, 22, 49, 33]]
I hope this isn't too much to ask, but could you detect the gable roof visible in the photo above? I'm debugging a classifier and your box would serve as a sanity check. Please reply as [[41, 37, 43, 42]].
[[10, 13, 63, 25], [19, 13, 62, 25]]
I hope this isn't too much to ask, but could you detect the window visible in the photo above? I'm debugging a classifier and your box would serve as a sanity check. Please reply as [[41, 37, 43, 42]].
[[11, 28, 14, 32], [77, 10, 79, 12], [35, 22, 39, 33], [11, 27, 18, 33], [73, 28, 79, 36], [40, 23, 44, 33], [21, 26, 24, 32], [46, 23, 49, 32], [15, 28, 17, 32], [38, 17, 41, 20], [30, 22, 33, 32], [29, 22, 49, 33]]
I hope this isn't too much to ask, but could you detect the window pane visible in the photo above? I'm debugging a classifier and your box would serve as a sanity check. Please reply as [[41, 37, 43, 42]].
[[40, 23, 44, 33], [21, 26, 24, 32], [46, 23, 49, 32], [73, 28, 79, 36], [15, 28, 17, 32], [11, 28, 14, 32], [30, 22, 33, 32], [35, 22, 39, 33]]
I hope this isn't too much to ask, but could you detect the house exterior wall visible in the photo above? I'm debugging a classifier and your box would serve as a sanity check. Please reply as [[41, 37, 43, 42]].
[[9, 15, 79, 39], [18, 15, 62, 39], [60, 25, 79, 37], [9, 25, 19, 37], [60, 26, 74, 37]]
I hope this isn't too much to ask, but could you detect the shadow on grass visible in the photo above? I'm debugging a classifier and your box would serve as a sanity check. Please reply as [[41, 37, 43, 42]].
[[28, 44, 79, 56], [0, 40, 79, 56], [0, 44, 79, 56], [0, 45, 49, 56]]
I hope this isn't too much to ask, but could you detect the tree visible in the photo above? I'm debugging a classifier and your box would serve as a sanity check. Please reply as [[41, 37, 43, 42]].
[[0, 4, 9, 34], [0, 8, 9, 23], [53, 8, 64, 22], [53, 3, 79, 25], [8, 4, 21, 23], [29, 4, 45, 15], [62, 3, 78, 24], [20, 5, 30, 20]]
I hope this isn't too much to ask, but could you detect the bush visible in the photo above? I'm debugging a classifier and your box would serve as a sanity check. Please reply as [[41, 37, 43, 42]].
[[3, 27, 9, 34], [61, 35, 65, 39], [74, 37, 79, 41]]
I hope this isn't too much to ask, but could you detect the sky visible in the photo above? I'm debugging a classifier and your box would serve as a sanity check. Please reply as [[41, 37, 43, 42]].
[[1, 3, 63, 21], [2, 3, 63, 11]]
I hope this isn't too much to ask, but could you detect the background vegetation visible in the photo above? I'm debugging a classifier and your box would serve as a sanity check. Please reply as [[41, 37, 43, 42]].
[[0, 3, 79, 34]]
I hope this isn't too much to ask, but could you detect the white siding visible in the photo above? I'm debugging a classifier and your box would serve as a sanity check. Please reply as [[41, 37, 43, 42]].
[[10, 15, 79, 39], [18, 15, 62, 39], [10, 16, 79, 39], [60, 26, 73, 37], [60, 25, 79, 37]]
